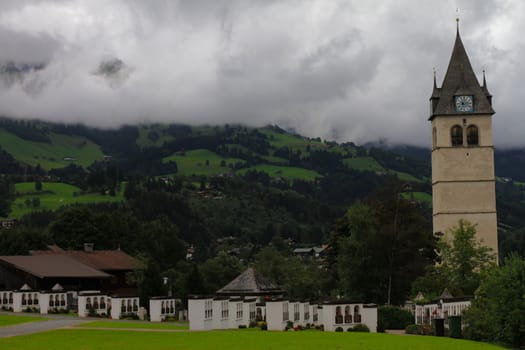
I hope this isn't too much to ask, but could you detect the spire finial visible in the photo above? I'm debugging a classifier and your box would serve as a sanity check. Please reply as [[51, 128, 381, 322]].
[[456, 8, 460, 33], [433, 67, 437, 88], [482, 69, 487, 87]]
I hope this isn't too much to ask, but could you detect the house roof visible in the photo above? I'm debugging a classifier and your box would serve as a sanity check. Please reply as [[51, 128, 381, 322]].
[[216, 268, 286, 296], [430, 27, 494, 118], [0, 255, 112, 279], [30, 248, 140, 271], [293, 248, 315, 254]]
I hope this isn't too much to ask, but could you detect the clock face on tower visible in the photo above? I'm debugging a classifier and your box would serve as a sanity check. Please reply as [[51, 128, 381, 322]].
[[455, 95, 474, 112]]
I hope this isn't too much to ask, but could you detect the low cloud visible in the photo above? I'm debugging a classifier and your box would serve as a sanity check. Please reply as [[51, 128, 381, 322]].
[[0, 0, 522, 147]]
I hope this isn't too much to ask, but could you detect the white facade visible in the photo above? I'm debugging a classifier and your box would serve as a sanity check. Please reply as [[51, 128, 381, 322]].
[[12, 290, 40, 313], [39, 292, 67, 314], [190, 297, 263, 331], [320, 303, 378, 333], [188, 298, 362, 332], [415, 298, 471, 326], [149, 297, 177, 322], [0, 291, 13, 310], [188, 298, 214, 331], [78, 292, 109, 317], [110, 296, 139, 320], [265, 300, 288, 331]]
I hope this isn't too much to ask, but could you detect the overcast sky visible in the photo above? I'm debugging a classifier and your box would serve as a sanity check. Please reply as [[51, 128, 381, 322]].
[[0, 0, 523, 147]]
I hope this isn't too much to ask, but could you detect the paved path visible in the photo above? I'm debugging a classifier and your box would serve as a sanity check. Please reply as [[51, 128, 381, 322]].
[[0, 318, 88, 338]]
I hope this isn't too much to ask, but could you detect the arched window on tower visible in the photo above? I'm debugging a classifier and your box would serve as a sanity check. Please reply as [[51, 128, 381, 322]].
[[467, 125, 479, 145], [432, 127, 437, 149], [451, 125, 463, 146]]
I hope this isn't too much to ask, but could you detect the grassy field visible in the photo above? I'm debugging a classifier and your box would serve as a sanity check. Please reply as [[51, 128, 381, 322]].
[[402, 191, 432, 203], [263, 155, 289, 165], [343, 157, 385, 172], [0, 329, 506, 350], [77, 320, 188, 330], [0, 314, 46, 327], [259, 129, 327, 154], [388, 170, 423, 183], [7, 182, 124, 219], [163, 149, 245, 176], [237, 164, 321, 181], [0, 128, 104, 169]]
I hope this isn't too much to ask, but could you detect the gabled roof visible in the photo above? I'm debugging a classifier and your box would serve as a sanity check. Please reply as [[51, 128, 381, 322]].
[[30, 248, 140, 271], [216, 268, 286, 296], [0, 256, 112, 279], [430, 27, 494, 118]]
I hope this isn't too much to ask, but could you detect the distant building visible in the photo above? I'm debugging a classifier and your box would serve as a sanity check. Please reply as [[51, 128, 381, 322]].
[[29, 244, 141, 294], [292, 245, 327, 259], [188, 268, 377, 332], [0, 219, 16, 230], [0, 244, 140, 293]]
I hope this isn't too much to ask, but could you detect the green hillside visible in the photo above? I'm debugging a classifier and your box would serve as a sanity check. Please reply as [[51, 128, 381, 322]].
[[343, 157, 385, 172], [136, 124, 175, 148], [163, 149, 245, 176], [8, 182, 124, 219], [0, 128, 104, 169], [237, 164, 321, 181]]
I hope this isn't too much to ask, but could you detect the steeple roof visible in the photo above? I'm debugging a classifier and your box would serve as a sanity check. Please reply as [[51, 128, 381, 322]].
[[430, 28, 494, 118], [215, 267, 286, 296]]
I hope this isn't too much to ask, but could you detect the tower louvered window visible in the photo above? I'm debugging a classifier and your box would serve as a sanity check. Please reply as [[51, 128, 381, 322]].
[[451, 125, 463, 146]]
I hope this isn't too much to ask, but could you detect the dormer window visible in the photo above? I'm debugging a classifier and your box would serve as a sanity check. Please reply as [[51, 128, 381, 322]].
[[451, 125, 463, 146]]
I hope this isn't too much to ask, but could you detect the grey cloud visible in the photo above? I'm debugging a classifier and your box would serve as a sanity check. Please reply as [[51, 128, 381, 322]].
[[0, 0, 522, 147]]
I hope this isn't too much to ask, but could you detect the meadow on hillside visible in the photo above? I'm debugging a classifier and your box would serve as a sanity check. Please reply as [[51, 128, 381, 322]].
[[7, 182, 124, 219]]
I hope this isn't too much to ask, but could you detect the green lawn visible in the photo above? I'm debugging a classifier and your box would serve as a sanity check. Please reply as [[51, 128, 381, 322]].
[[0, 128, 104, 169], [0, 314, 46, 327], [77, 320, 188, 330], [0, 329, 506, 350], [343, 157, 385, 172], [163, 149, 245, 176], [7, 182, 124, 219], [237, 164, 321, 181]]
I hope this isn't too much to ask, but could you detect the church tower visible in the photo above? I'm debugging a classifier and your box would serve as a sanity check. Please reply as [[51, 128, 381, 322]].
[[429, 22, 498, 255]]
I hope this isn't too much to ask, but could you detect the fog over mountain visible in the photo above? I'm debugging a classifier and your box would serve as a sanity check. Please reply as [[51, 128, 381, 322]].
[[0, 0, 524, 147]]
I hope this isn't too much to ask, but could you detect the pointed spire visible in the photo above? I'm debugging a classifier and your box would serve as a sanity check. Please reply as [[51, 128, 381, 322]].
[[431, 68, 440, 99], [430, 22, 495, 117], [482, 69, 492, 102]]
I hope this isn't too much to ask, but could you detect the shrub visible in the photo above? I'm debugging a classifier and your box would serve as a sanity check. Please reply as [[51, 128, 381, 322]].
[[238, 325, 247, 329], [249, 320, 257, 328], [335, 326, 344, 332], [350, 324, 370, 332], [463, 255, 525, 348], [260, 322, 267, 331], [405, 324, 418, 334], [377, 305, 413, 332]]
